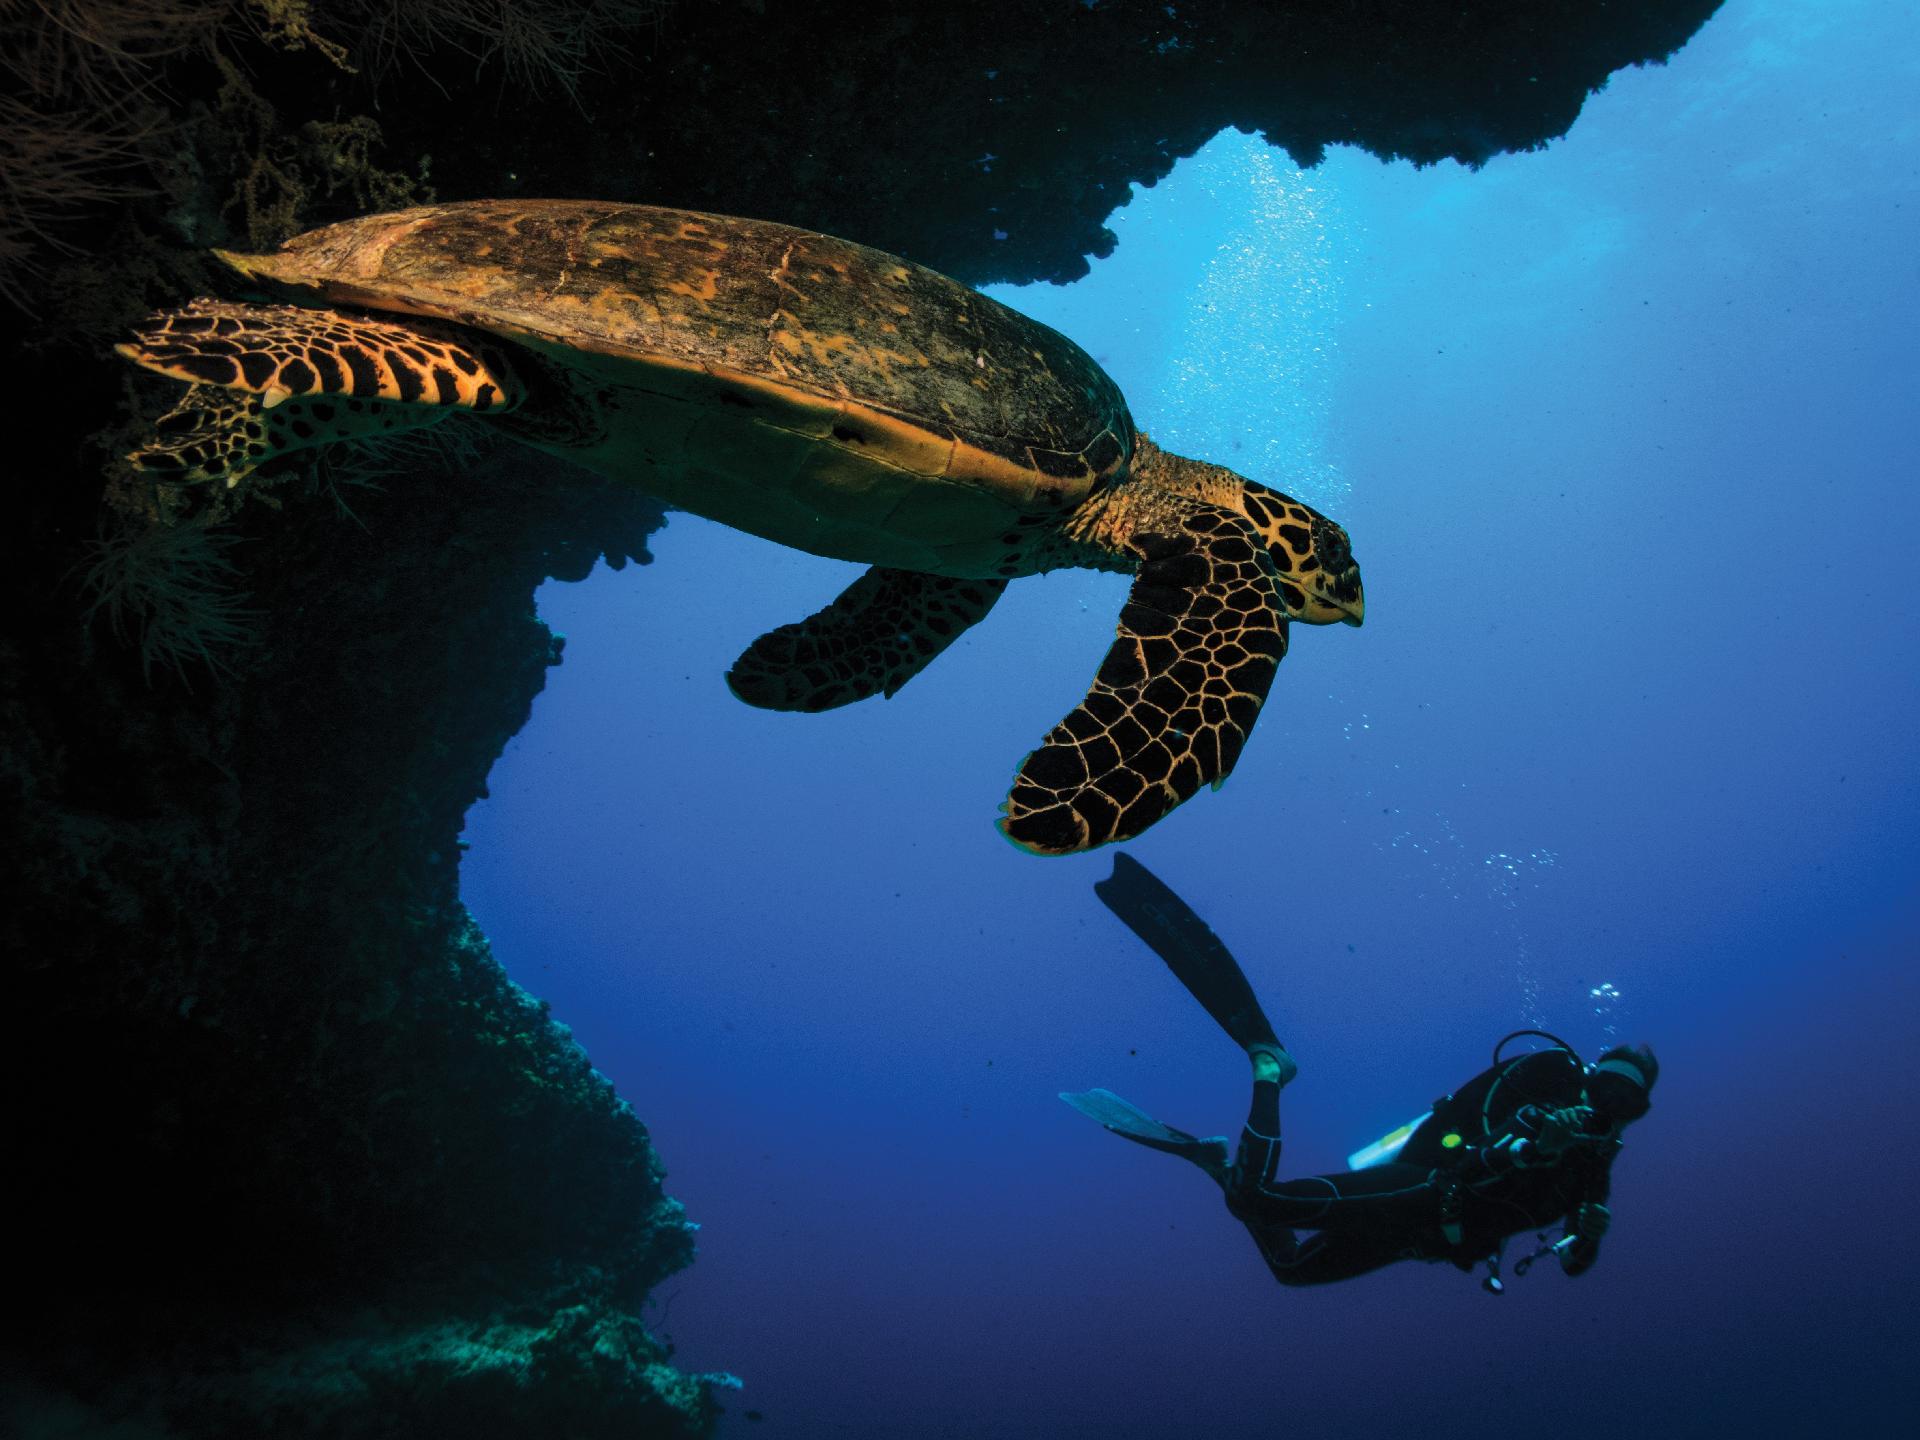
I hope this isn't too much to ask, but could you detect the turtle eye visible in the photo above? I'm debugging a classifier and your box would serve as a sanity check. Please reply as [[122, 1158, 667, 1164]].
[[1311, 517, 1352, 571]]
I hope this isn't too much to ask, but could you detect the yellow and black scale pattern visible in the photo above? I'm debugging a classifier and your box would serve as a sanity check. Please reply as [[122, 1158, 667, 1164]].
[[1000, 510, 1291, 854], [123, 301, 522, 411]]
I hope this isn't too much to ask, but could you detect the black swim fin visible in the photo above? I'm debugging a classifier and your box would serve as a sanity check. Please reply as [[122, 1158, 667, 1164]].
[[1095, 852, 1282, 1052], [1059, 1088, 1230, 1182]]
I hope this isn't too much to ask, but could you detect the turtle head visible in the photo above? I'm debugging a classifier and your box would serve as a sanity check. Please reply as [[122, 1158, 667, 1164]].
[[1239, 480, 1364, 627], [1115, 441, 1362, 625]]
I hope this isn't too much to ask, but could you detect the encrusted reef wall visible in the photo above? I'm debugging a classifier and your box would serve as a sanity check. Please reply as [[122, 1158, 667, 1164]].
[[3, 440, 706, 1436], [1, 2, 1719, 1435]]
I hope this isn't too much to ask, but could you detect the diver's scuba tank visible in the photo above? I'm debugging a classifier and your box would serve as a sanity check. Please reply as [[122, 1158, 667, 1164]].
[[1345, 1111, 1431, 1170]]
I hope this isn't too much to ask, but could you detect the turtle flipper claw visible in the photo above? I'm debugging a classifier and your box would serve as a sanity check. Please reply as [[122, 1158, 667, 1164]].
[[727, 568, 1007, 712]]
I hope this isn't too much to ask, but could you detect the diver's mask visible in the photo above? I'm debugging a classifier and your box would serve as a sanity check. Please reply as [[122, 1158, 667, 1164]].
[[1584, 1045, 1657, 1125]]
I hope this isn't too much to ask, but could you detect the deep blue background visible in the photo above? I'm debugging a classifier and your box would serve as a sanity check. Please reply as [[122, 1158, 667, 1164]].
[[462, 2, 1919, 1434]]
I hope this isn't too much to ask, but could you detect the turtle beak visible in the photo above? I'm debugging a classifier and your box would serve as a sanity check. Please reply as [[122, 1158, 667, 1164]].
[[1290, 566, 1363, 627], [1316, 565, 1364, 627]]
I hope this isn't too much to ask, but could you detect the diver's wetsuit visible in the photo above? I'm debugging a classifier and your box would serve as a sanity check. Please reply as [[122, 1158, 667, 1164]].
[[1228, 1049, 1619, 1286]]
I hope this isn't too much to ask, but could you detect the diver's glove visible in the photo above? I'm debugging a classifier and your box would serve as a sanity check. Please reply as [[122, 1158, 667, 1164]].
[[1551, 1202, 1612, 1276], [1529, 1105, 1598, 1162], [1572, 1202, 1611, 1240]]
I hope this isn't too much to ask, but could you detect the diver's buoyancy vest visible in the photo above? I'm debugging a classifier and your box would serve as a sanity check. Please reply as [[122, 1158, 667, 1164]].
[[1398, 1046, 1585, 1171]]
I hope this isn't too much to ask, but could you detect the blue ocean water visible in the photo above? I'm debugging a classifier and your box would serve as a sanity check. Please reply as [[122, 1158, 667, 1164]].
[[462, 1, 1919, 1434]]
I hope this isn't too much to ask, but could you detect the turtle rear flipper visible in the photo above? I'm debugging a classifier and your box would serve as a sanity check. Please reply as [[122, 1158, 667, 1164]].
[[999, 511, 1289, 855], [126, 385, 445, 487], [728, 568, 1008, 712], [117, 300, 524, 486]]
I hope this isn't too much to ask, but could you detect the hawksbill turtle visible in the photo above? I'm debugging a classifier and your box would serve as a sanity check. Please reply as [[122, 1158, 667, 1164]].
[[115, 200, 1364, 854]]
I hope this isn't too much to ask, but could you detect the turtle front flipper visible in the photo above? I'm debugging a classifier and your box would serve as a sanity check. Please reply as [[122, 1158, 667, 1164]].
[[727, 568, 1008, 712], [999, 511, 1288, 855], [116, 300, 523, 487]]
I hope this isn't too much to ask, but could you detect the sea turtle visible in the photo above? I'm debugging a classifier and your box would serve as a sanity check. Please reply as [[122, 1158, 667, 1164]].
[[115, 200, 1364, 854]]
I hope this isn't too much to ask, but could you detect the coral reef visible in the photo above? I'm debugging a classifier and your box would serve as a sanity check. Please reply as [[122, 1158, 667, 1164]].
[[77, 514, 261, 681], [461, 0, 1728, 286], [2, 1, 1723, 303], [0, 0, 1722, 1434]]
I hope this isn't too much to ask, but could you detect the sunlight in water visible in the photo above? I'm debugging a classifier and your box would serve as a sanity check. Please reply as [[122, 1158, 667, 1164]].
[[983, 128, 1349, 512], [1152, 132, 1350, 511]]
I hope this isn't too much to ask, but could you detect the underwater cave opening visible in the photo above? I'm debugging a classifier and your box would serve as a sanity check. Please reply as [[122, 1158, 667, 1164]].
[[459, 10, 1920, 1426]]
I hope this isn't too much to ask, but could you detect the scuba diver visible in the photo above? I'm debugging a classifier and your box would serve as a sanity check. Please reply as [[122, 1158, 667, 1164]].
[[1063, 853, 1658, 1291]]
